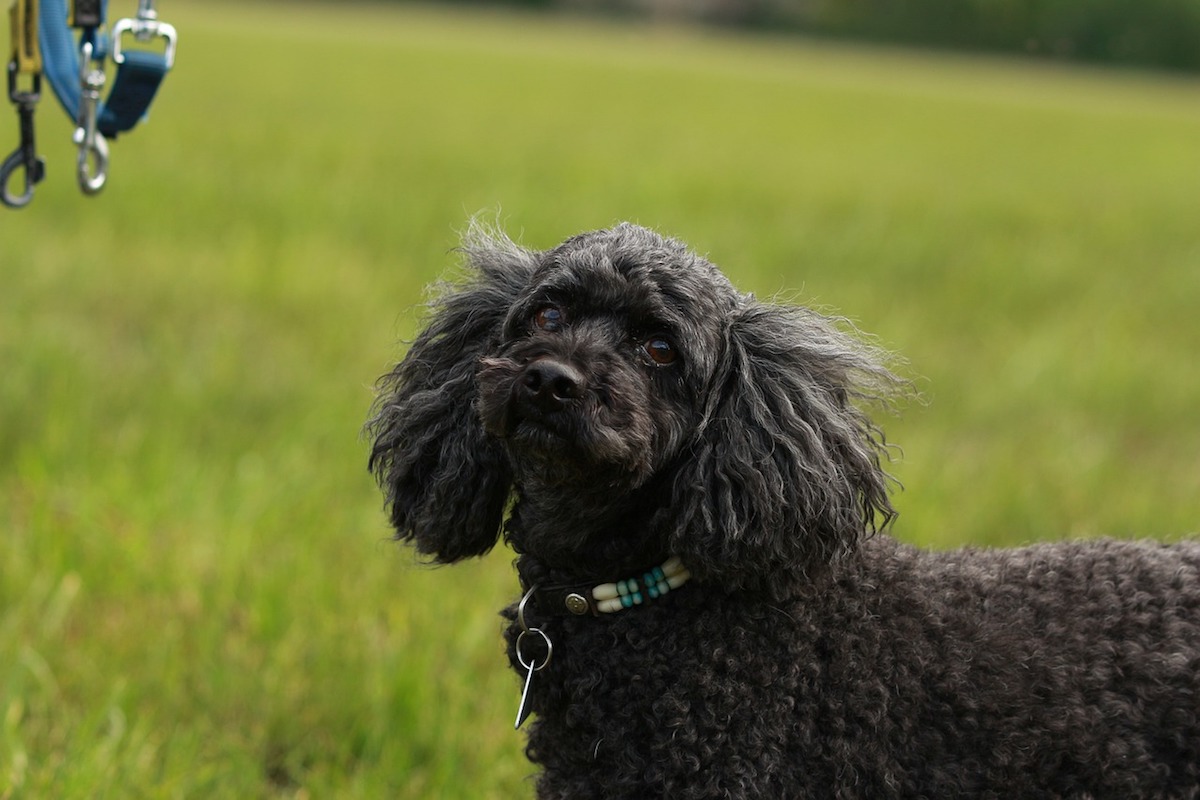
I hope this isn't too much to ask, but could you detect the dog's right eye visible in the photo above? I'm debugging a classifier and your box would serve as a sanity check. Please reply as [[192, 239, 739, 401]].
[[533, 306, 566, 332], [643, 336, 678, 366]]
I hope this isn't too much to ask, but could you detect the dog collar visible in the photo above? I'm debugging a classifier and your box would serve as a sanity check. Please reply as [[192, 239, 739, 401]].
[[524, 556, 692, 617]]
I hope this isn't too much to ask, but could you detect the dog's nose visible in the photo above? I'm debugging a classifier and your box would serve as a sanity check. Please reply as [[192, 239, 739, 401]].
[[520, 359, 585, 413]]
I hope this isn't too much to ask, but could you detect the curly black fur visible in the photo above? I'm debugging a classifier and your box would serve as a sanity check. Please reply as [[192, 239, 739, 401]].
[[368, 222, 1200, 798]]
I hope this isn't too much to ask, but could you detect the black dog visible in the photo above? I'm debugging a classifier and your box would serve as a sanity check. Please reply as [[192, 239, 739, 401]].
[[369, 222, 1200, 799]]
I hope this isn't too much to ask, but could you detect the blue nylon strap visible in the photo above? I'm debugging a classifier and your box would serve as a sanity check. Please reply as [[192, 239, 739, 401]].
[[37, 0, 91, 122], [37, 0, 169, 139], [98, 49, 165, 137]]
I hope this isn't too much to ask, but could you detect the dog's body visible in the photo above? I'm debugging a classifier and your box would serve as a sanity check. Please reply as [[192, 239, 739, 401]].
[[369, 223, 1200, 798], [506, 535, 1200, 799]]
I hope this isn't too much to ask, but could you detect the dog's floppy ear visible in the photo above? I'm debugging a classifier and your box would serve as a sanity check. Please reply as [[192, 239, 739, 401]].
[[669, 298, 900, 599], [367, 226, 535, 562]]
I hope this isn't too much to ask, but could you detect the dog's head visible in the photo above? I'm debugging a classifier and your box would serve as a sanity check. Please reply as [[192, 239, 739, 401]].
[[368, 222, 901, 598]]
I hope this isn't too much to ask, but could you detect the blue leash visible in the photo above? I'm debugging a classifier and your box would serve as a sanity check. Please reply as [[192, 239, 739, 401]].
[[36, 0, 101, 130], [6, 0, 175, 199], [3, 0, 176, 206], [39, 0, 175, 136]]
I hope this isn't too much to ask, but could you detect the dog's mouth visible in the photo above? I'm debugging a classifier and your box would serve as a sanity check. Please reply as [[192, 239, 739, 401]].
[[509, 406, 587, 451]]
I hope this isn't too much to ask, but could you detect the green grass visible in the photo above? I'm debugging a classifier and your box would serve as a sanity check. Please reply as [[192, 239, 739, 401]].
[[3, 2, 1199, 795]]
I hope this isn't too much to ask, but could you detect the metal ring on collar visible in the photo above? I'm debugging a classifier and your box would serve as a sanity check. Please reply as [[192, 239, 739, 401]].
[[514, 627, 553, 672]]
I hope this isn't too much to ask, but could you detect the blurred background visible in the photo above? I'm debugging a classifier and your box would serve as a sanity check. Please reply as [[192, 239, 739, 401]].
[[465, 0, 1200, 72], [3, 1, 1198, 796]]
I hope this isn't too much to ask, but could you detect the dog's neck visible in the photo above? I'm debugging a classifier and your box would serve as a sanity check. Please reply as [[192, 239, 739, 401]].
[[505, 475, 674, 584]]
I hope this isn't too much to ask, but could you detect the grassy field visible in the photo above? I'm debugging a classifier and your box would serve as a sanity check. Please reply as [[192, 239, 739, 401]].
[[2, 1, 1199, 796]]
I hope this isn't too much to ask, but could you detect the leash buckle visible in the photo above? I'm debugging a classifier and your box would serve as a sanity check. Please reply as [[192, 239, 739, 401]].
[[2, 63, 46, 209], [111, 2, 177, 70]]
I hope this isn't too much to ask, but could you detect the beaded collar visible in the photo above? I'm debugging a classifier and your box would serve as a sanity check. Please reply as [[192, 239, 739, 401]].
[[521, 556, 692, 617]]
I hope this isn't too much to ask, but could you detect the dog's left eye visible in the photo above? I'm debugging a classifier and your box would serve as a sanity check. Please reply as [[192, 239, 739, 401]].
[[642, 336, 678, 366], [534, 306, 566, 332]]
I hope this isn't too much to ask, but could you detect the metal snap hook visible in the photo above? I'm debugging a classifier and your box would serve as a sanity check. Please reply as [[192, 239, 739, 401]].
[[3, 64, 45, 209], [73, 126, 108, 194], [73, 42, 108, 195], [1, 146, 36, 208]]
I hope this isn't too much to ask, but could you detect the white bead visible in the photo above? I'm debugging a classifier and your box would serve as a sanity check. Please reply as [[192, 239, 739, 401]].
[[593, 582, 619, 601]]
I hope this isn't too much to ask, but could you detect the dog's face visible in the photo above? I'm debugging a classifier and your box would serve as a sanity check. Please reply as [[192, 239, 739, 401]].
[[475, 227, 737, 497], [369, 223, 899, 597]]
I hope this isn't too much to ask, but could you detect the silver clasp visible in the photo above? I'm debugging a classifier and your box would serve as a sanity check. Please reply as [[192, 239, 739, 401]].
[[112, 1, 177, 69], [73, 42, 108, 195]]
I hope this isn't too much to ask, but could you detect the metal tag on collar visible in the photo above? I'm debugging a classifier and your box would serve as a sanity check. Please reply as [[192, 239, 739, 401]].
[[514, 584, 553, 729], [514, 627, 551, 729], [563, 592, 591, 615], [111, 1, 177, 70]]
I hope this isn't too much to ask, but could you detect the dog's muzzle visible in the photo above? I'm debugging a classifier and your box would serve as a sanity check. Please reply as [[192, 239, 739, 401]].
[[479, 351, 652, 478]]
